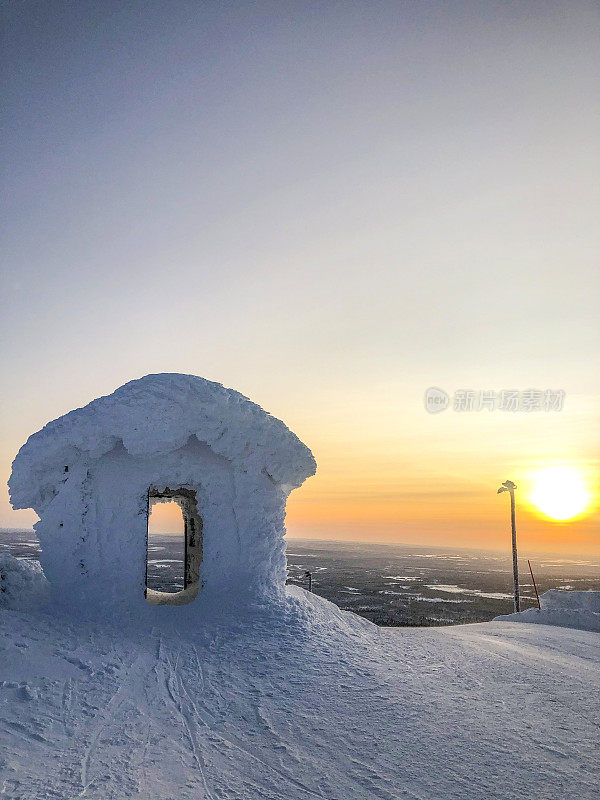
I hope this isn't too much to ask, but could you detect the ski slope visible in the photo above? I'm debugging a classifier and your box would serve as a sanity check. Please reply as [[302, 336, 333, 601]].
[[1, 587, 598, 800]]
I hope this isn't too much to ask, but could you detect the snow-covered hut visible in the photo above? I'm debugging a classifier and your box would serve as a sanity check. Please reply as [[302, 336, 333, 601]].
[[8, 374, 316, 608]]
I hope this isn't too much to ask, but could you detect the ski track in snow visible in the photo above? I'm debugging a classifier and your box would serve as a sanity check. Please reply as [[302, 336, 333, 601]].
[[0, 596, 599, 800]]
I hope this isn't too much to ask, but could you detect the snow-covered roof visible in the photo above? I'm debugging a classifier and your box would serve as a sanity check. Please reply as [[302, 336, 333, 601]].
[[9, 374, 316, 511]]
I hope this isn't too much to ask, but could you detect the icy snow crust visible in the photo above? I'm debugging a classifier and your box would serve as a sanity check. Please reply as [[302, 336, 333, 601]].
[[1, 588, 599, 800], [8, 374, 316, 608], [495, 589, 600, 632]]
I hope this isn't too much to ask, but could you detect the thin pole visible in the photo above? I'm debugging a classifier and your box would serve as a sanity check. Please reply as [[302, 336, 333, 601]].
[[183, 516, 189, 589], [145, 489, 150, 598], [528, 559, 541, 610], [510, 489, 520, 613]]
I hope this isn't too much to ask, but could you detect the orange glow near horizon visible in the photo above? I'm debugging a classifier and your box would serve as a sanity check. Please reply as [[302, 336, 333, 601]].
[[133, 456, 600, 556], [1, 384, 598, 557], [2, 462, 598, 556], [284, 477, 600, 556]]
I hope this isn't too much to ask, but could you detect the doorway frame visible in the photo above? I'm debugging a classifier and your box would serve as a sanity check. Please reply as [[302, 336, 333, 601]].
[[145, 486, 202, 605]]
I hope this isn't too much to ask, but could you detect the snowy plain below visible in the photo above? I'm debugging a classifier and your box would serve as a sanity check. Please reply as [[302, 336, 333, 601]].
[[1, 585, 599, 800]]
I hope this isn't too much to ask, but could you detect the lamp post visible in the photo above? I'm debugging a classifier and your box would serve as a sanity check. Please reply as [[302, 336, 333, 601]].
[[497, 480, 520, 612]]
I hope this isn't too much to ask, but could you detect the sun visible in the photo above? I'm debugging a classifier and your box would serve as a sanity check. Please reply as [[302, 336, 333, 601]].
[[529, 466, 592, 521]]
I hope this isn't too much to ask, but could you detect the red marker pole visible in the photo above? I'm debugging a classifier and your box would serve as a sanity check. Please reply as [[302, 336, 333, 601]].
[[528, 560, 541, 610]]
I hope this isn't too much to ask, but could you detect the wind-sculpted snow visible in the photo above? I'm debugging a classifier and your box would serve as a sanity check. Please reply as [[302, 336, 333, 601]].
[[495, 589, 600, 632], [8, 374, 316, 608], [0, 589, 598, 800], [0, 555, 49, 611], [9, 373, 316, 512]]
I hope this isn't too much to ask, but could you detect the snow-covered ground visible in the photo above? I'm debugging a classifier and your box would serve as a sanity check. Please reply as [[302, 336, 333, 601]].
[[495, 589, 600, 632], [1, 587, 598, 800]]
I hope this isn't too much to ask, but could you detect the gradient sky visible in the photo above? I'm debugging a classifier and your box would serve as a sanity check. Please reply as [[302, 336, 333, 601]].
[[2, 1, 599, 554]]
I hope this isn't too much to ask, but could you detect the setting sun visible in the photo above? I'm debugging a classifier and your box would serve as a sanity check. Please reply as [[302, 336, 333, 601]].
[[529, 466, 593, 521]]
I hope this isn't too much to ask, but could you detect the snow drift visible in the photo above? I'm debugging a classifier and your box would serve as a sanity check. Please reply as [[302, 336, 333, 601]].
[[0, 555, 49, 611], [494, 589, 600, 632]]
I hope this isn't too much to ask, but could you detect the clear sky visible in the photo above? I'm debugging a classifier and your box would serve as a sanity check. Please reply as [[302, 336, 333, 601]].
[[2, 1, 599, 554]]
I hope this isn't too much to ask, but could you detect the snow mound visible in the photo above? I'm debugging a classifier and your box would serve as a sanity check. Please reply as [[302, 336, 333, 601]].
[[286, 584, 376, 635], [494, 590, 600, 632], [9, 373, 316, 513], [0, 556, 50, 611]]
